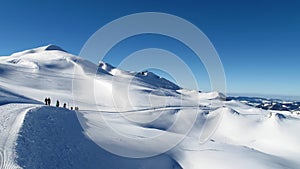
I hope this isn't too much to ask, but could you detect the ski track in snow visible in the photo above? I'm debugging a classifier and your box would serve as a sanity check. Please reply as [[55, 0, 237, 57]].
[[0, 104, 37, 169]]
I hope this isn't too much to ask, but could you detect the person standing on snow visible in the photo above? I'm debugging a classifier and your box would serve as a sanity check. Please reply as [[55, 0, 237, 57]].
[[56, 100, 59, 107]]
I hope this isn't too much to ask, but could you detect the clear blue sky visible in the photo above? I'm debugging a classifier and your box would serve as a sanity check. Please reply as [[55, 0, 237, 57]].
[[0, 0, 299, 98]]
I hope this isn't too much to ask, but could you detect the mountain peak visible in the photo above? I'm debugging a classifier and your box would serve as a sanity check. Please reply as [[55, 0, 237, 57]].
[[10, 44, 67, 57], [43, 44, 66, 52]]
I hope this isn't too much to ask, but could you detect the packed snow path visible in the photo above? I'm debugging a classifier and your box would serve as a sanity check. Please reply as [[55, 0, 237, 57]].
[[0, 104, 36, 169], [16, 106, 181, 169]]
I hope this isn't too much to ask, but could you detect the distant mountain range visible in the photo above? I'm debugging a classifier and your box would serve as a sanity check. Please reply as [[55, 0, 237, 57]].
[[228, 96, 300, 112]]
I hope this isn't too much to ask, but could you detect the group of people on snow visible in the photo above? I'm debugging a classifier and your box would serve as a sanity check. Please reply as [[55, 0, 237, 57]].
[[45, 97, 51, 105], [44, 97, 79, 111]]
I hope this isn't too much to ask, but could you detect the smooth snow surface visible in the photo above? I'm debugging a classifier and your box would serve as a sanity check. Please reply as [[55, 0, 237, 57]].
[[0, 45, 299, 169]]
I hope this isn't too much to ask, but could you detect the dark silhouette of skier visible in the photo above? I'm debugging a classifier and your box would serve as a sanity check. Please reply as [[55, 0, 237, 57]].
[[48, 98, 51, 106], [63, 103, 66, 108], [45, 97, 51, 105], [56, 100, 60, 107]]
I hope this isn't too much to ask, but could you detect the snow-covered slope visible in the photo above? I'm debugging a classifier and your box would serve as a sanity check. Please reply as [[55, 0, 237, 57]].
[[16, 106, 181, 169], [0, 45, 299, 169]]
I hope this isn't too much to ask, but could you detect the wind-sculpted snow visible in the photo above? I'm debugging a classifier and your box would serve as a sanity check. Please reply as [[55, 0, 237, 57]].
[[0, 45, 299, 169], [0, 87, 40, 106]]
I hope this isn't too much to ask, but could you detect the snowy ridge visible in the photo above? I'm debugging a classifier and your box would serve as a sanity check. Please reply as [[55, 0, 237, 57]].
[[0, 45, 299, 169], [97, 61, 180, 90], [10, 44, 66, 57]]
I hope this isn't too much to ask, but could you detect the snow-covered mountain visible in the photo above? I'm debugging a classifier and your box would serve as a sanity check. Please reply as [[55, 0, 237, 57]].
[[0, 45, 299, 169]]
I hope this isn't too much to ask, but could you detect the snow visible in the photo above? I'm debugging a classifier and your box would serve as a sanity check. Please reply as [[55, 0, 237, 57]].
[[16, 106, 181, 169], [0, 45, 300, 168], [0, 104, 35, 169]]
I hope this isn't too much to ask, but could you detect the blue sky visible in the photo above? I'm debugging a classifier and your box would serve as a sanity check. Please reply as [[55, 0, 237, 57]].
[[0, 0, 299, 98]]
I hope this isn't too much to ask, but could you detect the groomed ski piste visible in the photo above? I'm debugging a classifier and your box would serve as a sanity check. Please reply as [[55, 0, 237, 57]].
[[0, 45, 299, 169]]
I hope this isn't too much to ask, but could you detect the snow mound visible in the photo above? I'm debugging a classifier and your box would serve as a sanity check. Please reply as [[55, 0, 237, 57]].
[[275, 113, 286, 120]]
